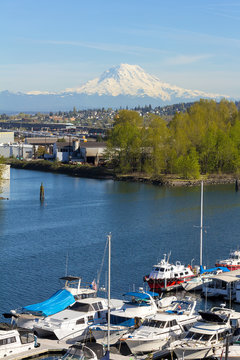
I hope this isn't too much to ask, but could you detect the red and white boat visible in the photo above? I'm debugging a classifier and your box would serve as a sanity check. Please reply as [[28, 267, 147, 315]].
[[215, 249, 240, 271], [144, 254, 195, 292]]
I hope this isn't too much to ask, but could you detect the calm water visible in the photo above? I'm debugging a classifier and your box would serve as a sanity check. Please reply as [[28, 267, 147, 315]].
[[1, 169, 240, 318]]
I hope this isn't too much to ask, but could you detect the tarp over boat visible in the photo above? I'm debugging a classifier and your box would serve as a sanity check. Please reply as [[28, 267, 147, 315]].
[[23, 289, 75, 317], [200, 265, 230, 274], [123, 291, 158, 300]]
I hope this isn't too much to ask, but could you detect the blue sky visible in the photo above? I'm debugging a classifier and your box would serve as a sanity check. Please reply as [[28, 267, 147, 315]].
[[0, 0, 240, 98]]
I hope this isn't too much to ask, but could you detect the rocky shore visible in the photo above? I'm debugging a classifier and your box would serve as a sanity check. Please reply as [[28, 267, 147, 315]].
[[7, 159, 239, 187]]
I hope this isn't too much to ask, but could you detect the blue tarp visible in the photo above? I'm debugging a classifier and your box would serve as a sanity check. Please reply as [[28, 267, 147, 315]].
[[23, 289, 75, 317], [123, 291, 158, 300], [200, 265, 230, 274]]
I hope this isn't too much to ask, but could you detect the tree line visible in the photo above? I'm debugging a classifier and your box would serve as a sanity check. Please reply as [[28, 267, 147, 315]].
[[106, 99, 240, 179]]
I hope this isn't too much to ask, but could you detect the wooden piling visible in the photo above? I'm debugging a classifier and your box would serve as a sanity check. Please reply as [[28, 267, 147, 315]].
[[235, 179, 239, 192], [40, 182, 45, 201]]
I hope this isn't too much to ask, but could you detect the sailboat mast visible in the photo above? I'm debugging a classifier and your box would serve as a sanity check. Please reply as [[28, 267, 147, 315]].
[[107, 233, 111, 352], [200, 181, 203, 267]]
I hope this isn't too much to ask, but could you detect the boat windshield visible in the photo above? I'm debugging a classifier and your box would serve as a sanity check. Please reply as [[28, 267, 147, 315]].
[[62, 346, 94, 360], [231, 255, 240, 260], [185, 331, 213, 341], [142, 319, 166, 328], [70, 302, 93, 312], [154, 267, 165, 272]]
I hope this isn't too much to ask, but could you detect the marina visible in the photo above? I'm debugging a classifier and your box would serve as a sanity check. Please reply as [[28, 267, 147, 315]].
[[2, 169, 240, 359]]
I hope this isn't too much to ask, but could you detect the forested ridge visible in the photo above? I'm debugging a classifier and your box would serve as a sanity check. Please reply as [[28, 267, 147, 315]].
[[106, 99, 240, 179]]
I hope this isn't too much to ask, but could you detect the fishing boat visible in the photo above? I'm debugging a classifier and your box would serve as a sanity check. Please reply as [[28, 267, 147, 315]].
[[5, 276, 97, 329], [0, 323, 38, 359], [172, 307, 239, 359], [144, 254, 195, 292], [121, 298, 198, 354], [216, 250, 240, 271]]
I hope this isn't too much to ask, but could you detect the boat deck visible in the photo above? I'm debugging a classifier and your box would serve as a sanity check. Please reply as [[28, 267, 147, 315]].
[[4, 338, 69, 360], [5, 338, 146, 360]]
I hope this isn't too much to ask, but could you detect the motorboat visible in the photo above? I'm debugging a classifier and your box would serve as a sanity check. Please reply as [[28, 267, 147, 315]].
[[121, 298, 198, 354], [60, 342, 104, 360], [182, 266, 230, 292], [144, 254, 195, 292], [33, 296, 123, 342], [89, 290, 176, 346], [172, 307, 236, 359], [0, 323, 38, 359], [201, 269, 240, 300], [216, 250, 240, 271], [5, 276, 97, 329]]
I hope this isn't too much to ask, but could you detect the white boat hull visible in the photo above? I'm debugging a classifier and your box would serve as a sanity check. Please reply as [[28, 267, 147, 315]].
[[124, 337, 169, 354], [174, 344, 223, 359], [182, 281, 202, 292], [0, 342, 36, 359], [91, 326, 128, 345]]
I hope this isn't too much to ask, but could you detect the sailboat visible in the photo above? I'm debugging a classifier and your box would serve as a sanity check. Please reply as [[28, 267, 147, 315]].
[[182, 182, 229, 292]]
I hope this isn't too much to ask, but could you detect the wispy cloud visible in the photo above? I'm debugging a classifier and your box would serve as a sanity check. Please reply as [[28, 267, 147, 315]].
[[165, 54, 213, 66], [37, 39, 168, 56]]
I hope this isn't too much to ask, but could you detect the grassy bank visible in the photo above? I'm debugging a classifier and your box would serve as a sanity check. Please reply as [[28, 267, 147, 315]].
[[7, 159, 115, 180], [7, 159, 239, 186]]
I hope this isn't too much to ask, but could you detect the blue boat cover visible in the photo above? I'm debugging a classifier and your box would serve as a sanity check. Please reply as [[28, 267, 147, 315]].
[[123, 291, 158, 300], [200, 265, 230, 274], [23, 289, 75, 316]]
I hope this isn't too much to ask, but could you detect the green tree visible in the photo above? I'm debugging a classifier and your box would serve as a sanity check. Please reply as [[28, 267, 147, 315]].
[[107, 110, 143, 173], [175, 148, 200, 179], [143, 115, 169, 175]]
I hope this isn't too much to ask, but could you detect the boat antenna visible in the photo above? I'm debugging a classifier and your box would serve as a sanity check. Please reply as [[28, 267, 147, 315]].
[[65, 251, 69, 276], [107, 233, 111, 353], [200, 181, 203, 267]]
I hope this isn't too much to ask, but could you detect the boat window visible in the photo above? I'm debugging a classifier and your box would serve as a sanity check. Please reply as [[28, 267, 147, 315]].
[[20, 333, 34, 344], [110, 315, 133, 326], [185, 332, 194, 339], [70, 302, 92, 312], [154, 268, 160, 271], [143, 319, 166, 328], [185, 271, 189, 275], [169, 320, 178, 327], [76, 318, 85, 325], [88, 316, 94, 322], [200, 333, 212, 341], [174, 274, 178, 277], [192, 333, 203, 340], [180, 273, 184, 276], [0, 336, 16, 346], [92, 303, 99, 311], [98, 302, 103, 310]]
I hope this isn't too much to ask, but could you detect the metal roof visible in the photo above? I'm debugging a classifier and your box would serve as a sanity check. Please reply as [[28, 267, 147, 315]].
[[208, 269, 240, 283]]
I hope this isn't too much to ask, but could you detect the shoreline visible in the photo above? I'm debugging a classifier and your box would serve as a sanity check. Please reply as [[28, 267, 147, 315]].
[[7, 159, 239, 187]]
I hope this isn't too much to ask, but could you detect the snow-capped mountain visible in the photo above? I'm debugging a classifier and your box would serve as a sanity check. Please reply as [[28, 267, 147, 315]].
[[0, 64, 229, 112], [65, 64, 226, 100]]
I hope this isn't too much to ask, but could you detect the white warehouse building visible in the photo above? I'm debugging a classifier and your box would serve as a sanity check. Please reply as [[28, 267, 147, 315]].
[[0, 143, 33, 159]]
